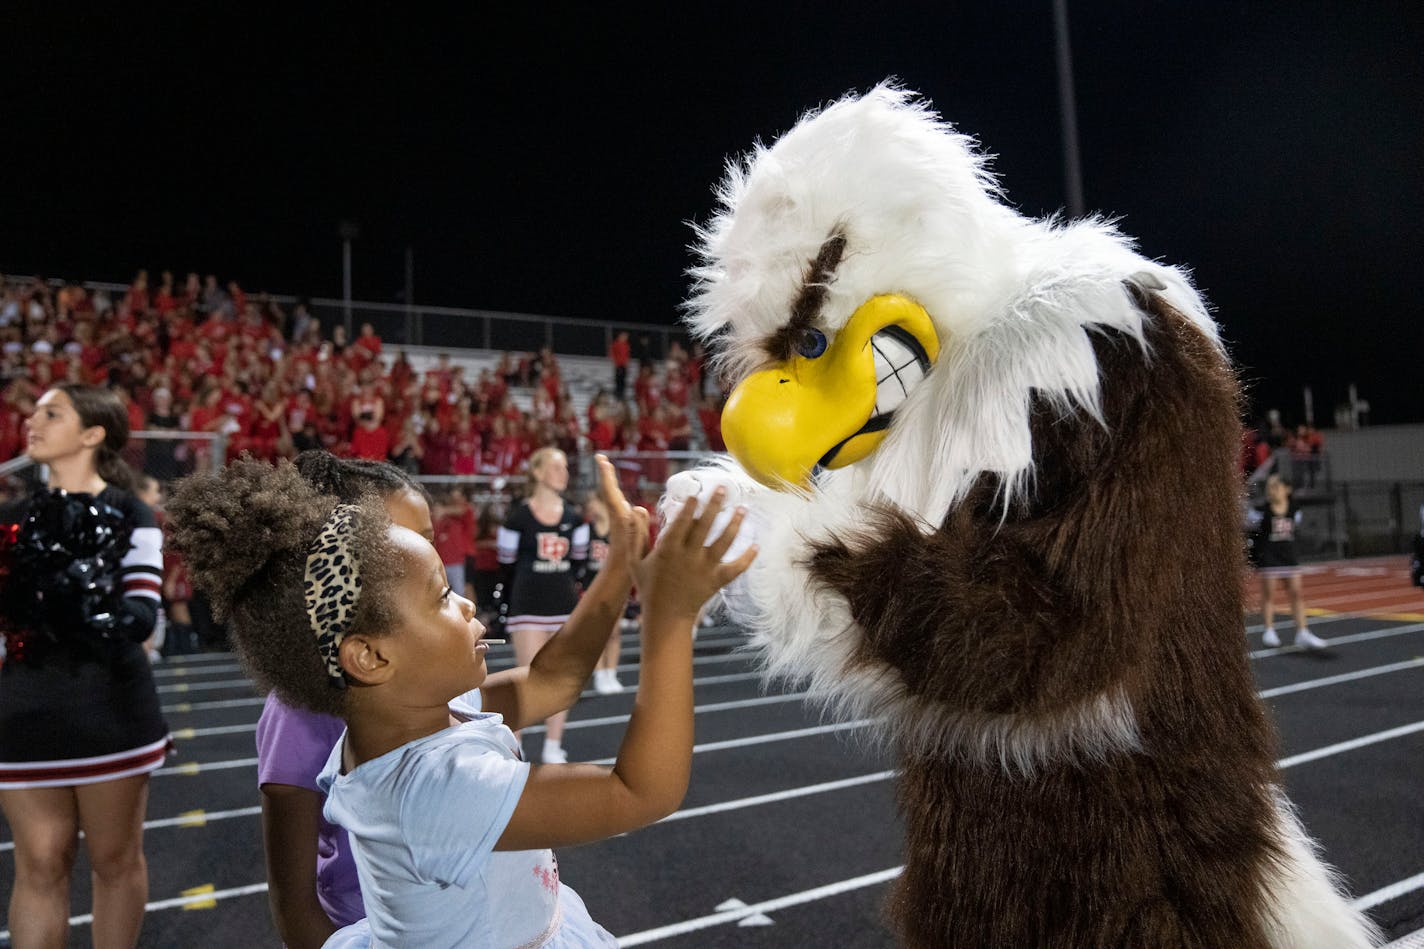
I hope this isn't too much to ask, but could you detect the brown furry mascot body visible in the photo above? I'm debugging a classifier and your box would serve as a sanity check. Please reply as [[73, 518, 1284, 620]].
[[670, 87, 1379, 947]]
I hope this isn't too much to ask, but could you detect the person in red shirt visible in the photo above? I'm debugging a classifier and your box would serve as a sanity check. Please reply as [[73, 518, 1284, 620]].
[[419, 416, 453, 475], [633, 364, 657, 414], [450, 416, 482, 476], [664, 364, 689, 408], [153, 271, 178, 315], [249, 382, 287, 460], [609, 331, 630, 400], [197, 311, 229, 344], [349, 410, 390, 461], [432, 486, 476, 598], [697, 395, 726, 452], [354, 322, 383, 360]]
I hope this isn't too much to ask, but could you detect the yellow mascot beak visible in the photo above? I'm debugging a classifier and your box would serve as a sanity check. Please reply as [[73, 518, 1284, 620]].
[[721, 294, 940, 489]]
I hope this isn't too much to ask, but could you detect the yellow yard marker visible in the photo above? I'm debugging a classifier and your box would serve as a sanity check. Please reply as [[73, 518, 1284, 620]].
[[171, 702, 192, 713], [172, 683, 189, 693], [181, 884, 216, 910], [177, 762, 201, 776], [178, 810, 207, 828], [172, 728, 196, 740]]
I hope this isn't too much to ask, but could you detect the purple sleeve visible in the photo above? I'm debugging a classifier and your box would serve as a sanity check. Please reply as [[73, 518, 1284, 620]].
[[255, 692, 347, 791]]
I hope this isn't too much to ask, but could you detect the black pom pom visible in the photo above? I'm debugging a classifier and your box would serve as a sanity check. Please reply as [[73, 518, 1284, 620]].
[[1, 489, 134, 643]]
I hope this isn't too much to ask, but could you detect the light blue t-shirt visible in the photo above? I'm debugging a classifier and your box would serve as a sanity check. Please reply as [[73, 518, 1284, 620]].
[[316, 708, 615, 948]]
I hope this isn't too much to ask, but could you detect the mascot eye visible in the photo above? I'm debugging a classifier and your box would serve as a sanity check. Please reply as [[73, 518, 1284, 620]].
[[794, 327, 828, 359]]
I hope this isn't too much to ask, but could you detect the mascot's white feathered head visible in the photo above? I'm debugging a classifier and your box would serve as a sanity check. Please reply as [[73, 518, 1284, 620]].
[[687, 84, 1217, 527]]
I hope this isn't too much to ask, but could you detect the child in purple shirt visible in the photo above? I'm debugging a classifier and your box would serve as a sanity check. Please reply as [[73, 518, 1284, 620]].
[[256, 695, 364, 928], [255, 452, 437, 947]]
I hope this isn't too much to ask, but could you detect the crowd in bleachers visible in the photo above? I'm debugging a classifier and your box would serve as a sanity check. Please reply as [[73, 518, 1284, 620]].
[[0, 271, 728, 477], [1242, 412, 1327, 488]]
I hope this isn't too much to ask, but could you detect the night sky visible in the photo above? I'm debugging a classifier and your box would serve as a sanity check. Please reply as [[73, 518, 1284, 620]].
[[5, 3, 1421, 423]]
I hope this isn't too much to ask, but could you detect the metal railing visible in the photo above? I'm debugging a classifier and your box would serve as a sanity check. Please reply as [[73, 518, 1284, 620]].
[[0, 431, 223, 495], [3, 275, 691, 359], [411, 451, 716, 512]]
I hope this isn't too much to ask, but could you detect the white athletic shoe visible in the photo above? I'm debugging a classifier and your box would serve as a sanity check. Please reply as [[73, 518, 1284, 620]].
[[541, 741, 568, 764], [1294, 629, 1328, 650], [1261, 628, 1281, 648], [593, 670, 625, 695]]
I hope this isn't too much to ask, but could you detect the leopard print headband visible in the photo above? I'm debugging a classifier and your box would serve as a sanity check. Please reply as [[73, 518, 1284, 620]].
[[304, 505, 363, 689]]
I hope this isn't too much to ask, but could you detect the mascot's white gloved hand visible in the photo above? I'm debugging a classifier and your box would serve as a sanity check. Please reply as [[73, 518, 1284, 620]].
[[661, 466, 764, 626], [661, 466, 760, 560]]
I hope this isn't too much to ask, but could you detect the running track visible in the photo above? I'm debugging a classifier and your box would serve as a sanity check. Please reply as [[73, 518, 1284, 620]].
[[2, 555, 1421, 946]]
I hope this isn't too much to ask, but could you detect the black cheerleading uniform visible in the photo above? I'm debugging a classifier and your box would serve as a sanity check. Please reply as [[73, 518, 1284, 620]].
[[496, 501, 589, 633], [0, 486, 170, 787], [583, 526, 610, 584], [1248, 500, 1302, 574]]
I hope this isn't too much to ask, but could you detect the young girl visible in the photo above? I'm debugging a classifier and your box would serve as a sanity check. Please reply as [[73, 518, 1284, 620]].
[[497, 447, 586, 762], [0, 384, 167, 949], [167, 454, 752, 947], [256, 451, 437, 948], [1249, 473, 1326, 649], [582, 493, 624, 695]]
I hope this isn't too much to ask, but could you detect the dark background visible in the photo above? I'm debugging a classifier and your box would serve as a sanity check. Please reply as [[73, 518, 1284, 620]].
[[4, 2, 1421, 423]]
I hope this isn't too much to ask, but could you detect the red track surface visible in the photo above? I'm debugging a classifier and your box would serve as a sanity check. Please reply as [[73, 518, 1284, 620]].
[[1245, 555, 1424, 619]]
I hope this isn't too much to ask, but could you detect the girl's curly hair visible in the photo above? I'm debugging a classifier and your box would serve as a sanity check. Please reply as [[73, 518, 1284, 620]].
[[165, 458, 405, 716]]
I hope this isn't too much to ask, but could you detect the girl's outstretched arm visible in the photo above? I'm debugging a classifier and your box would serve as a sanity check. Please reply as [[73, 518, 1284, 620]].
[[495, 490, 756, 849], [479, 455, 637, 730]]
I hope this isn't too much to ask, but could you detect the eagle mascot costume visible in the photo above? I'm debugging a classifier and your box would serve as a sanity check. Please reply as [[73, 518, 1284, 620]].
[[668, 86, 1378, 948]]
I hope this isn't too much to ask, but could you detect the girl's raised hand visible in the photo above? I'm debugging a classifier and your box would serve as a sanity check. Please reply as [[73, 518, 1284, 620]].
[[635, 488, 756, 626], [592, 454, 646, 572]]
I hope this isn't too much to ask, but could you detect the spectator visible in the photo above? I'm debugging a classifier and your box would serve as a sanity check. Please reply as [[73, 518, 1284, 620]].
[[349, 411, 390, 462], [610, 331, 630, 399], [389, 416, 424, 476], [354, 322, 382, 360], [697, 394, 726, 452], [434, 487, 477, 600]]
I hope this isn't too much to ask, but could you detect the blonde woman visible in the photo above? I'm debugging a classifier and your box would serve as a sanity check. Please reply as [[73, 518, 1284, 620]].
[[496, 448, 590, 762]]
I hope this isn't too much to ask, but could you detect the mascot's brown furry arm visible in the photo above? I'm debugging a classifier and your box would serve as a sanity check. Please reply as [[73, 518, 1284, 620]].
[[667, 86, 1379, 948]]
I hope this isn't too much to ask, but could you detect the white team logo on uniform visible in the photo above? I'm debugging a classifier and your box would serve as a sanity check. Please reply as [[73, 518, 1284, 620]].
[[537, 532, 570, 563]]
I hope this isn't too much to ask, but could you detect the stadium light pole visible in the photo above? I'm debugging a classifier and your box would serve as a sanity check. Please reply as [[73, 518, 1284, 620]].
[[1053, 0, 1086, 218], [339, 219, 360, 338]]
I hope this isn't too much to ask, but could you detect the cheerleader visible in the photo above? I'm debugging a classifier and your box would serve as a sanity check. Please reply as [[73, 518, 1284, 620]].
[[497, 447, 589, 762], [1249, 474, 1326, 649], [0, 384, 167, 948]]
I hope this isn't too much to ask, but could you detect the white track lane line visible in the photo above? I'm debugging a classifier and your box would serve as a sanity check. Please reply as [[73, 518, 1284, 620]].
[[154, 645, 757, 696], [0, 883, 273, 938], [656, 771, 896, 824], [152, 662, 243, 679], [1257, 658, 1424, 698], [1354, 871, 1424, 912], [613, 860, 1424, 947], [615, 867, 905, 946], [160, 671, 767, 715], [1276, 720, 1424, 769]]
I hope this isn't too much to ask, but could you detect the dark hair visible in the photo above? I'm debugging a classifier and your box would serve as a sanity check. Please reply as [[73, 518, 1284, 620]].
[[293, 450, 430, 505], [166, 458, 404, 717], [55, 383, 137, 492]]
